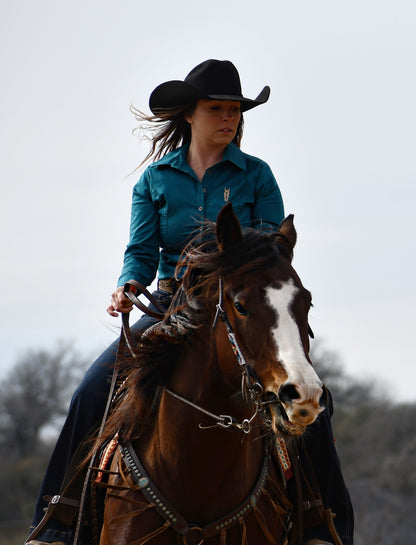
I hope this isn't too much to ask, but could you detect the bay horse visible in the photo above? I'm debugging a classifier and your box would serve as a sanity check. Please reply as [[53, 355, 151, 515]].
[[93, 203, 326, 545]]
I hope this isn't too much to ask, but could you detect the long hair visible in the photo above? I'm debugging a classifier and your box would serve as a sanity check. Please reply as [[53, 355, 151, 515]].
[[131, 102, 245, 167]]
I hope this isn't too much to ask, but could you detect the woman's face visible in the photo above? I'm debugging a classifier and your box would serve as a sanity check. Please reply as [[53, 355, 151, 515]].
[[185, 99, 241, 149]]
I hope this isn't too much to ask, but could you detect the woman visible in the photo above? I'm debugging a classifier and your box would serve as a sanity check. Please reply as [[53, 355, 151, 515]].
[[27, 59, 353, 545]]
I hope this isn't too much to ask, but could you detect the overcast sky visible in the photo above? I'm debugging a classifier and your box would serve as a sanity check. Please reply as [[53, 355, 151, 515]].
[[1, 0, 415, 402]]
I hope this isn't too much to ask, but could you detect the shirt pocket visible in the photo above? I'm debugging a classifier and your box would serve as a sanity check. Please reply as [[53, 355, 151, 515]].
[[227, 178, 255, 228]]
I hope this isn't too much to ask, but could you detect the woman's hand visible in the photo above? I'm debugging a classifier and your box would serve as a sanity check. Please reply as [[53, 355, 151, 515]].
[[305, 541, 333, 545], [106, 286, 135, 317]]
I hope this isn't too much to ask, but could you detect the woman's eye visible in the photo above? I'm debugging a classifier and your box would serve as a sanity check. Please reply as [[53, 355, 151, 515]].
[[234, 301, 248, 316]]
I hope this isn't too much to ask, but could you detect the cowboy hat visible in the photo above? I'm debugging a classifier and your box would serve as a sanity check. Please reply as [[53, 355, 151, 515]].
[[149, 59, 270, 113]]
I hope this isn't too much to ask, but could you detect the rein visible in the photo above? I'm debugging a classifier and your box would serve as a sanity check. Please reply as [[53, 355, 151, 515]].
[[123, 279, 166, 318], [163, 387, 260, 434], [122, 280, 166, 357], [72, 281, 166, 544]]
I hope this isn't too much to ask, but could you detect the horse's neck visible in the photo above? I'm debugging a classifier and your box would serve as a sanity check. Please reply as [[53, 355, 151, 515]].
[[135, 330, 265, 519]]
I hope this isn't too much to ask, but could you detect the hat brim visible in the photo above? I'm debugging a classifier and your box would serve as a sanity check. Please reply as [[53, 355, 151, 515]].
[[149, 81, 270, 114]]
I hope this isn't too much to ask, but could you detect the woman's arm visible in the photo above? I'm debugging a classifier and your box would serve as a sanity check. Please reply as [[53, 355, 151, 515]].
[[118, 170, 160, 287], [107, 170, 160, 316], [252, 162, 285, 230]]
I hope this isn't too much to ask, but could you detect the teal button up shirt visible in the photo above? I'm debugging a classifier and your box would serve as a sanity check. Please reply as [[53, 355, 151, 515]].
[[118, 142, 284, 287]]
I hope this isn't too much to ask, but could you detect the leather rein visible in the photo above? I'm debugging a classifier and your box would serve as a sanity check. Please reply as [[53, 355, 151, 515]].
[[121, 280, 165, 357], [71, 281, 166, 545]]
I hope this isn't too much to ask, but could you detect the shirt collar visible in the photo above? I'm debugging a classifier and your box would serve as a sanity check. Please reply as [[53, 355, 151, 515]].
[[154, 142, 247, 172], [222, 142, 247, 170]]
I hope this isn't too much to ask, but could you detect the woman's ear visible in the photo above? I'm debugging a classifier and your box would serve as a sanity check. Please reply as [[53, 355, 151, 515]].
[[184, 111, 193, 124]]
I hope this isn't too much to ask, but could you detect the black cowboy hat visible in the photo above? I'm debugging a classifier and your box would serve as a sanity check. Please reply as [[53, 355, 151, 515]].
[[149, 59, 270, 114]]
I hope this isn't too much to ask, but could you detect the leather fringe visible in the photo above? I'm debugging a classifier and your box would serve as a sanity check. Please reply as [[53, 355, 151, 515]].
[[262, 487, 289, 520], [239, 516, 248, 545], [253, 505, 275, 543], [324, 508, 343, 545], [131, 519, 171, 545], [109, 502, 155, 524]]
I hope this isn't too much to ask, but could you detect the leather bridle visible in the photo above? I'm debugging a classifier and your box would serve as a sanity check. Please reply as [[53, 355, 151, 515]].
[[212, 275, 266, 401], [163, 275, 276, 434]]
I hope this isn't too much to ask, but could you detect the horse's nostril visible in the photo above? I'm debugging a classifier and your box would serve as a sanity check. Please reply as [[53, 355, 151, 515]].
[[279, 384, 299, 404]]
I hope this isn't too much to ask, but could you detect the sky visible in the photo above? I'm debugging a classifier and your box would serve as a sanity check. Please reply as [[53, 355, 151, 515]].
[[1, 0, 415, 402]]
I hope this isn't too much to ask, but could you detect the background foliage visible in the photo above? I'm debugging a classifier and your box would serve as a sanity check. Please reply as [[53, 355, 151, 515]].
[[1, 341, 415, 545]]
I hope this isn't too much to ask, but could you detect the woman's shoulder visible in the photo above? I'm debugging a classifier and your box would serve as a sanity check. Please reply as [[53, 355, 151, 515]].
[[226, 146, 279, 193], [226, 144, 273, 174], [147, 145, 188, 170], [133, 145, 189, 190]]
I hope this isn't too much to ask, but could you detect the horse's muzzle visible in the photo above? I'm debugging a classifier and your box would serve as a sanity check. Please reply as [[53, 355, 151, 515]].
[[266, 382, 327, 437]]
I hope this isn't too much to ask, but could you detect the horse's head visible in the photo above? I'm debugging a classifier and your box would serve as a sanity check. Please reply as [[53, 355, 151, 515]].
[[215, 204, 325, 437]]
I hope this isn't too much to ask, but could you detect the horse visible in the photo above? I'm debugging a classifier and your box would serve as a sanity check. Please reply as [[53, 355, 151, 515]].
[[92, 203, 326, 545]]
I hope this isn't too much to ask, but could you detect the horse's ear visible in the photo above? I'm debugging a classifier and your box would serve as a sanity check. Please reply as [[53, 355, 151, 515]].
[[275, 214, 297, 261], [216, 203, 242, 251]]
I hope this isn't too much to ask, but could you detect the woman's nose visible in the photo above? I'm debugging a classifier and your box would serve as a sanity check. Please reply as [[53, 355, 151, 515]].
[[223, 109, 234, 119]]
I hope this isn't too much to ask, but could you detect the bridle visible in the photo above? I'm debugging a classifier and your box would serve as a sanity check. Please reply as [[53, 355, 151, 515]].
[[164, 275, 275, 434], [212, 275, 265, 401]]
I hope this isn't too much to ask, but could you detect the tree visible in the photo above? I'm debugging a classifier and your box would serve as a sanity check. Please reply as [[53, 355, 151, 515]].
[[0, 342, 88, 457], [309, 339, 416, 545], [309, 340, 385, 410]]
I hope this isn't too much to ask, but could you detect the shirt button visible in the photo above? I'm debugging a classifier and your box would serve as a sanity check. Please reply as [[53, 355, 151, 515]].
[[198, 206, 203, 211], [203, 187, 206, 193]]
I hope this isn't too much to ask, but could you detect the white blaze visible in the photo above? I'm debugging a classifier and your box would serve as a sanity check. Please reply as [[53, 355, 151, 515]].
[[265, 279, 321, 391]]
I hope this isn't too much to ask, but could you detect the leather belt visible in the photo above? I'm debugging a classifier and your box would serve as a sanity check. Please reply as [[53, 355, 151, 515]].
[[158, 278, 181, 294]]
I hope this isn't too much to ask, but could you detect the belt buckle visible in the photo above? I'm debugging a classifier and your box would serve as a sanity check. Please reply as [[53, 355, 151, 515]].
[[158, 278, 174, 294]]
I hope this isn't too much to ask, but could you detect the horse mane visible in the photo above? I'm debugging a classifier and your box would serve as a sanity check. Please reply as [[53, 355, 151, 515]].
[[100, 222, 283, 444]]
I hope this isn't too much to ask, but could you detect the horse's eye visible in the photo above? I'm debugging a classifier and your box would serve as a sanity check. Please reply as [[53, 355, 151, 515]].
[[234, 301, 249, 316]]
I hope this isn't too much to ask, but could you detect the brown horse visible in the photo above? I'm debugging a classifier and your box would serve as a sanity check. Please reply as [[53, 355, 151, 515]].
[[94, 204, 325, 545]]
